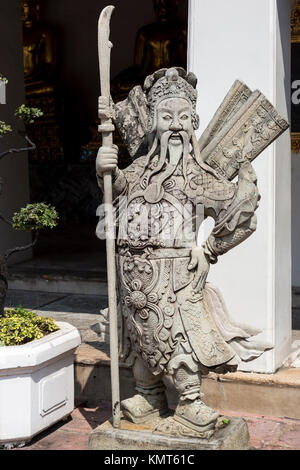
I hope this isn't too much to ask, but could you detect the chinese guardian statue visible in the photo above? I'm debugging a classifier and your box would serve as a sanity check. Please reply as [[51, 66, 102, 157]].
[[96, 67, 288, 432]]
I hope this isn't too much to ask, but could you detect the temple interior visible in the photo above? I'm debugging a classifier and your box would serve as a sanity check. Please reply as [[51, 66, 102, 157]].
[[22, 0, 188, 263]]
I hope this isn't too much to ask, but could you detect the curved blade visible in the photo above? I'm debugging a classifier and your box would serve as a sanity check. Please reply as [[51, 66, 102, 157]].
[[98, 5, 115, 98]]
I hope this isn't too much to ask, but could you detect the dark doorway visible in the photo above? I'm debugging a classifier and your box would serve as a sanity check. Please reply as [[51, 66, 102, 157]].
[[9, 0, 188, 296]]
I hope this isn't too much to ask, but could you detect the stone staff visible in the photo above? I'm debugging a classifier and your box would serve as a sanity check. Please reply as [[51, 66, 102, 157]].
[[97, 5, 120, 428]]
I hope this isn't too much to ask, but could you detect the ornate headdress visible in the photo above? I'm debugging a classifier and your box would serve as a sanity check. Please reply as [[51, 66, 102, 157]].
[[144, 67, 200, 132], [114, 67, 200, 158]]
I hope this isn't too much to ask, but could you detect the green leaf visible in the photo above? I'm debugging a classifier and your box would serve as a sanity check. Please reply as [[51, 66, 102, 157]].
[[14, 104, 43, 124], [12, 202, 59, 232], [0, 121, 12, 136], [0, 74, 8, 84], [0, 306, 59, 346]]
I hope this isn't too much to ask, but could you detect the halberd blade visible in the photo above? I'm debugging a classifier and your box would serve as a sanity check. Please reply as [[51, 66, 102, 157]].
[[98, 5, 115, 98]]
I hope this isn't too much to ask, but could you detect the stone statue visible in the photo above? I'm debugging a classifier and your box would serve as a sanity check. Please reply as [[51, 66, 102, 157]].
[[96, 67, 288, 433]]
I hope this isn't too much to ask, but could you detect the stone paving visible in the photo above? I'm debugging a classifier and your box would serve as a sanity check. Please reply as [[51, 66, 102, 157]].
[[5, 289, 108, 314], [6, 289, 300, 330], [11, 400, 300, 451]]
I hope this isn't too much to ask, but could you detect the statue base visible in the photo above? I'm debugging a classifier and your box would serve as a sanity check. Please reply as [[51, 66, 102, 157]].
[[88, 412, 250, 450]]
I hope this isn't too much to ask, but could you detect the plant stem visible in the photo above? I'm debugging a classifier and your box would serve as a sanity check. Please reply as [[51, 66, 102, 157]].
[[4, 231, 39, 261], [0, 133, 35, 161]]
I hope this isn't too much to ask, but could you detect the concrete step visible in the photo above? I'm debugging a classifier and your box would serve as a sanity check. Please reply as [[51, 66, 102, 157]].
[[7, 252, 107, 295], [202, 357, 300, 420], [8, 269, 107, 296], [5, 289, 108, 314], [13, 302, 300, 420], [293, 286, 300, 308], [5, 289, 300, 420], [73, 327, 300, 421]]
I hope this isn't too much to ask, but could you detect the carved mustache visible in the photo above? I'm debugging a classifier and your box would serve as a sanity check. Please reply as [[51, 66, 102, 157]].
[[141, 130, 191, 189], [169, 132, 184, 139]]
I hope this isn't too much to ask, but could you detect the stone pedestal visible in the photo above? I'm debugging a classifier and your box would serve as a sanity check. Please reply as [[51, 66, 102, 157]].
[[88, 413, 250, 451]]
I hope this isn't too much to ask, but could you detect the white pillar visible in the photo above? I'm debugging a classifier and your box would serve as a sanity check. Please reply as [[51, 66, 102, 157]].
[[188, 0, 293, 373], [0, 1, 32, 264]]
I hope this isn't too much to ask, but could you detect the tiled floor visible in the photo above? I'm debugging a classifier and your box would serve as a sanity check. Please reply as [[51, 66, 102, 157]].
[[5, 289, 108, 314], [6, 288, 300, 331], [9, 401, 300, 451]]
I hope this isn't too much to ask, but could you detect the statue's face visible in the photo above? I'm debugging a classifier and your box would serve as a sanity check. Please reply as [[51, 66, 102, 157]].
[[22, 2, 31, 21], [22, 1, 38, 24], [153, 0, 177, 22], [156, 97, 193, 143]]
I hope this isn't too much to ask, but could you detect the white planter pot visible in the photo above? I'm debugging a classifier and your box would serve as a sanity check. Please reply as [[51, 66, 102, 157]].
[[0, 321, 81, 447]]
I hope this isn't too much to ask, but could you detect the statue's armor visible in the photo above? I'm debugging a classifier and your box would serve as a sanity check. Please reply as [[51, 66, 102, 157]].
[[100, 151, 259, 376]]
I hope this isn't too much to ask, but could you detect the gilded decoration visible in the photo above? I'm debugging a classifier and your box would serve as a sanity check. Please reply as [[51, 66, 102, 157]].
[[22, 0, 64, 161], [291, 0, 300, 153]]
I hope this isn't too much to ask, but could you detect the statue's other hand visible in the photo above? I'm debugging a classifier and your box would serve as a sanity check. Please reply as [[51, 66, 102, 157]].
[[96, 145, 118, 177], [188, 246, 210, 294], [98, 96, 115, 120]]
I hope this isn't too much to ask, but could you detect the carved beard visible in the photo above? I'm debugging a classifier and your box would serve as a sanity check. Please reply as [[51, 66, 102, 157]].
[[140, 130, 191, 190]]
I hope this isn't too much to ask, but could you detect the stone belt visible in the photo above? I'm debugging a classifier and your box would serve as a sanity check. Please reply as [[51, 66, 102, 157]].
[[117, 247, 193, 259]]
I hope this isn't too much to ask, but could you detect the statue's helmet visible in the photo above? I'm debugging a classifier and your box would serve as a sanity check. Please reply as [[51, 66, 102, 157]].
[[143, 67, 200, 133]]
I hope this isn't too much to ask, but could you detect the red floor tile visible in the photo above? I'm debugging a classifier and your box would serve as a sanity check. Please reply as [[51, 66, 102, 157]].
[[9, 401, 300, 451]]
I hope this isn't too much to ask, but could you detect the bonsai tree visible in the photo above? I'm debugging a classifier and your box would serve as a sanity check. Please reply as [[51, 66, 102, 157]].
[[0, 75, 59, 315]]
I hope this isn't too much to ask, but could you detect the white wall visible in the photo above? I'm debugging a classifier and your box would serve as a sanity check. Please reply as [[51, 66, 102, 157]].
[[189, 0, 293, 373], [0, 0, 32, 264]]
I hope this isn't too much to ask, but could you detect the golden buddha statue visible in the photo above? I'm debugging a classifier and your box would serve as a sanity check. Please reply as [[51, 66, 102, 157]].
[[291, 0, 300, 43], [22, 0, 56, 97], [22, 0, 63, 161], [291, 0, 300, 153], [82, 0, 187, 165], [110, 0, 187, 103]]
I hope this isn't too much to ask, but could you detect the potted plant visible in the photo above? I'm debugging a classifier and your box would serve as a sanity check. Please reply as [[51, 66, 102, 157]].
[[0, 76, 81, 448], [0, 308, 81, 448]]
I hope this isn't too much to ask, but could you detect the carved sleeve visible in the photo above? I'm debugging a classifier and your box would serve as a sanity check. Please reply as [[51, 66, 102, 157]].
[[202, 162, 260, 264], [96, 155, 147, 200], [96, 167, 128, 201]]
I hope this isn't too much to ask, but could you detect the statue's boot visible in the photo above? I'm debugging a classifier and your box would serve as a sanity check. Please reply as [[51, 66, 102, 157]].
[[121, 383, 169, 424], [173, 364, 219, 432], [174, 398, 219, 432], [121, 356, 169, 423]]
